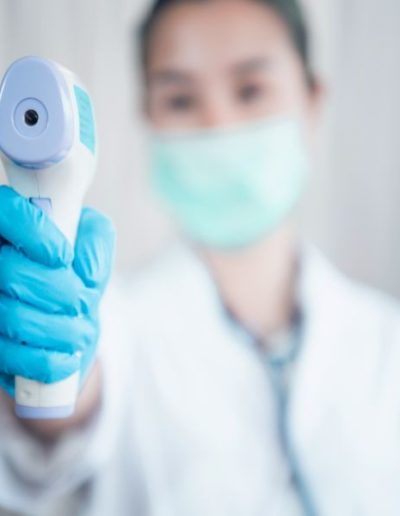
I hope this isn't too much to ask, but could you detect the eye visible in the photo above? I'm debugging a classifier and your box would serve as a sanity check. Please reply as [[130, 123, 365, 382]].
[[237, 83, 264, 103], [166, 94, 196, 112]]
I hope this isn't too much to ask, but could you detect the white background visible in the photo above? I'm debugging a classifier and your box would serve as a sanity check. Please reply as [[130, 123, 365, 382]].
[[1, 0, 400, 297]]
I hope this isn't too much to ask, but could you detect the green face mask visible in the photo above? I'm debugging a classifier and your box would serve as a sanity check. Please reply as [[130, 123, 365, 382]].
[[149, 116, 309, 249]]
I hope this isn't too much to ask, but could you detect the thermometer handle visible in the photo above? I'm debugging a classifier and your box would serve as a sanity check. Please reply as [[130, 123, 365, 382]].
[[15, 197, 80, 420]]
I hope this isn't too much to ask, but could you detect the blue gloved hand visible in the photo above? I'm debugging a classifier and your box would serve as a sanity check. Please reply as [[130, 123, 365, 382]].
[[0, 186, 115, 398]]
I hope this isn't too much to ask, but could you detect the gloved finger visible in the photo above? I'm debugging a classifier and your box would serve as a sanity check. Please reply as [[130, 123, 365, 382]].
[[73, 208, 116, 291], [0, 186, 73, 268], [0, 334, 80, 384], [0, 245, 97, 316], [0, 295, 98, 354], [0, 372, 14, 398]]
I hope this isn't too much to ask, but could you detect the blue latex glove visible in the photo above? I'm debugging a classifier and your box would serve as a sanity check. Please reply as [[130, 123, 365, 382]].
[[0, 186, 115, 398]]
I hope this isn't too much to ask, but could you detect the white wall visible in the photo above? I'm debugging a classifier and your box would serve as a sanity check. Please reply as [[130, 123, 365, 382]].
[[1, 0, 400, 297], [322, 0, 400, 297]]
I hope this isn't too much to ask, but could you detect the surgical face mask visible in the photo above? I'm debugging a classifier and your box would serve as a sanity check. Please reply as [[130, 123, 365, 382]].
[[149, 116, 309, 249]]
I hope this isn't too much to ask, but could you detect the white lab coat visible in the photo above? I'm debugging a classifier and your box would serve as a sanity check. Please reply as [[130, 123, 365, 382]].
[[0, 242, 400, 516]]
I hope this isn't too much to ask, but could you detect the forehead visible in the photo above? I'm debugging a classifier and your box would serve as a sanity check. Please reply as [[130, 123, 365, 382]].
[[147, 0, 295, 73]]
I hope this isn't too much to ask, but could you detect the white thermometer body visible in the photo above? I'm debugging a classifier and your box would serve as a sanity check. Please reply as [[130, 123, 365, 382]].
[[0, 56, 97, 419]]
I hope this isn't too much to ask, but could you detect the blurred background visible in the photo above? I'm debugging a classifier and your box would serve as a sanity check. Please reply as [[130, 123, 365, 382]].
[[0, 0, 399, 296]]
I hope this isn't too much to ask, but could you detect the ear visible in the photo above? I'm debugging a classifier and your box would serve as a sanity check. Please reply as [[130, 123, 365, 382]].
[[139, 90, 151, 119], [307, 76, 327, 123]]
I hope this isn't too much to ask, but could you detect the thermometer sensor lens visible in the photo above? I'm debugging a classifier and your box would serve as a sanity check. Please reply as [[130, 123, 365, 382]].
[[24, 109, 39, 126]]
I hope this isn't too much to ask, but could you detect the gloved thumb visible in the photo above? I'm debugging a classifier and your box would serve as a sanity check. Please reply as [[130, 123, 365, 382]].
[[73, 208, 116, 292]]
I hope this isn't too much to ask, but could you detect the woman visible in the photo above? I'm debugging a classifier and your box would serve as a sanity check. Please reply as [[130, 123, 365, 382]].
[[0, 1, 399, 515]]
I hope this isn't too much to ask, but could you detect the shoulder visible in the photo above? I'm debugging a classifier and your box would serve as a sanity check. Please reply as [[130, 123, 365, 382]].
[[302, 244, 400, 345], [299, 245, 400, 416]]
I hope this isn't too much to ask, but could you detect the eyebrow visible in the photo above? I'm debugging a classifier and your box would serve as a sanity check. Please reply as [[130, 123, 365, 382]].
[[231, 56, 273, 75], [148, 56, 273, 85], [148, 69, 193, 86]]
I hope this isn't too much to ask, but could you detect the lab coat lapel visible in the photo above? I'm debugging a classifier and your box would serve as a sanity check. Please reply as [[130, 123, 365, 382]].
[[290, 246, 400, 515]]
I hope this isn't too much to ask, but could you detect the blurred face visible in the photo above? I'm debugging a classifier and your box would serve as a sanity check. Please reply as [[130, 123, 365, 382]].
[[144, 0, 319, 132]]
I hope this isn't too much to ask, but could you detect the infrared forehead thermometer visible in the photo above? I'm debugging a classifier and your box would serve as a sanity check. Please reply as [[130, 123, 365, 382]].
[[0, 56, 97, 419]]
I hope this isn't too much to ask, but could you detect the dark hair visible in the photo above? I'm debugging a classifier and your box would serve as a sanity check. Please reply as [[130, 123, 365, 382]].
[[138, 0, 315, 88]]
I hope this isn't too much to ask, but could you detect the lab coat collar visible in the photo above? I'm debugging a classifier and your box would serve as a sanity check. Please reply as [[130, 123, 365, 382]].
[[178, 239, 342, 336]]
